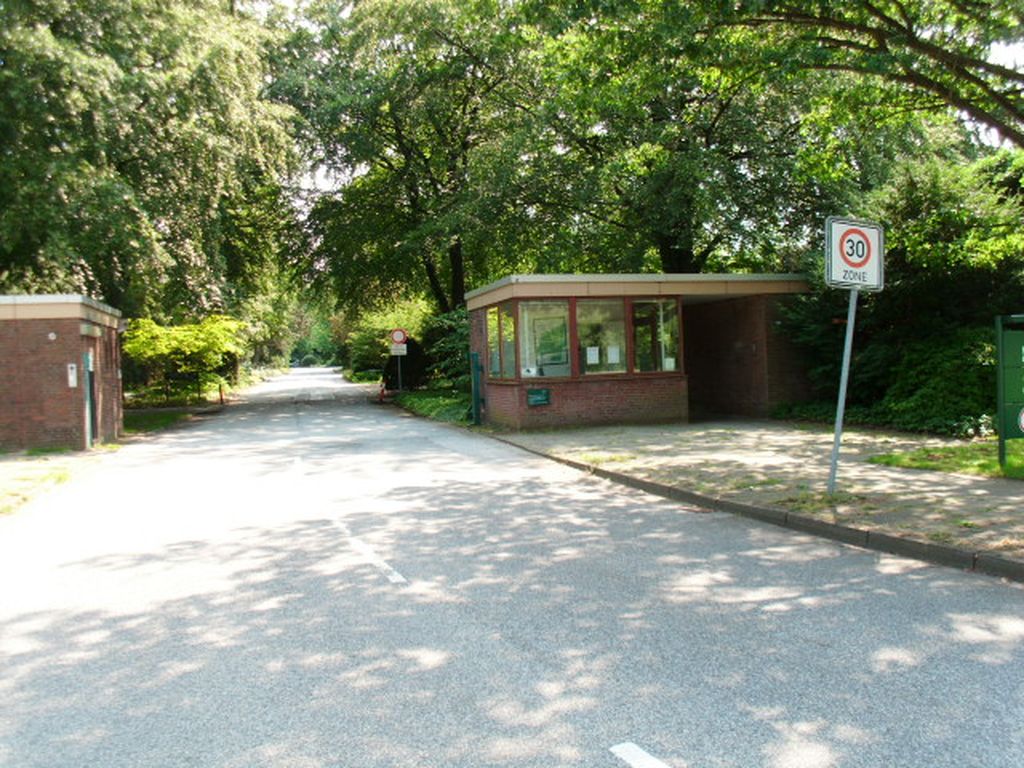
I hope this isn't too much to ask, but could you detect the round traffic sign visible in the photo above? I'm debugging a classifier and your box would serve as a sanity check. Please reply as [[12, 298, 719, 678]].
[[826, 217, 884, 292], [390, 328, 408, 344], [839, 227, 872, 269]]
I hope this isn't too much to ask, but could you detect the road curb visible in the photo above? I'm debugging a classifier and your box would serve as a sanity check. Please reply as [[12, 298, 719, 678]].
[[492, 435, 1024, 585]]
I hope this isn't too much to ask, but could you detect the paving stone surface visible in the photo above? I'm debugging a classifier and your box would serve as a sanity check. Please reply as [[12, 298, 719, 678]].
[[500, 421, 1024, 563]]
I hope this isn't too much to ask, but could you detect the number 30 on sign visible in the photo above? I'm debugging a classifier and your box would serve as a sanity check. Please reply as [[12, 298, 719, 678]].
[[825, 217, 884, 292]]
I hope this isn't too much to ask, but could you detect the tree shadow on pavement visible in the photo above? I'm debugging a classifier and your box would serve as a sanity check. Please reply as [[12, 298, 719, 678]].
[[3, 458, 1023, 767]]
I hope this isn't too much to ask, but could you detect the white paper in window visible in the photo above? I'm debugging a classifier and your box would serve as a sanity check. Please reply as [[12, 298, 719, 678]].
[[607, 346, 621, 364], [586, 346, 600, 365], [664, 357, 676, 371]]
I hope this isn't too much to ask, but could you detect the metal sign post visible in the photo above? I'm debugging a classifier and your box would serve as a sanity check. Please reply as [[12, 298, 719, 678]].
[[827, 289, 859, 494], [824, 217, 885, 495], [389, 329, 408, 392]]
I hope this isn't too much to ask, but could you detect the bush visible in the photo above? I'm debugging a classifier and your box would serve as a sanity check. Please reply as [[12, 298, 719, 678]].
[[420, 308, 471, 391], [878, 327, 996, 436], [775, 326, 997, 437], [394, 389, 471, 423], [123, 316, 246, 403], [384, 337, 428, 390]]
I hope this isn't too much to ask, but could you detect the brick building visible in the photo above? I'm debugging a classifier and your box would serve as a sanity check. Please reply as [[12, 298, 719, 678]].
[[1, 295, 123, 451], [466, 274, 812, 429]]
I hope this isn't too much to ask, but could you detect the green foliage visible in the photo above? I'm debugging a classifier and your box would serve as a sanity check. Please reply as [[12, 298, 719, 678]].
[[869, 439, 1024, 480], [123, 410, 191, 434], [777, 326, 999, 438], [0, 0, 298, 321], [721, 1, 1024, 147], [347, 369, 383, 384], [525, 2, 827, 274], [334, 302, 470, 391], [277, 0, 529, 312], [123, 315, 246, 402], [280, 0, 990, 310], [290, 316, 339, 366], [338, 299, 431, 375], [779, 144, 1024, 436], [394, 390, 472, 424], [879, 327, 997, 437], [420, 309, 471, 391]]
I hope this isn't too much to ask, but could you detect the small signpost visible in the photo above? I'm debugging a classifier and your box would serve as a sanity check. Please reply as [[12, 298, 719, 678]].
[[825, 217, 885, 494], [389, 328, 408, 391], [996, 315, 1024, 467]]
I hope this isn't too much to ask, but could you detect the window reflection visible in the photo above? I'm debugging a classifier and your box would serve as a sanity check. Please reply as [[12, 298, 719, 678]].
[[577, 299, 626, 374], [519, 301, 570, 378], [632, 299, 679, 372]]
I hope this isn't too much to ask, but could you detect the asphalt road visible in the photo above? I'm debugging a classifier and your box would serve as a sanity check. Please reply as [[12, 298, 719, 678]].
[[1, 368, 1022, 768]]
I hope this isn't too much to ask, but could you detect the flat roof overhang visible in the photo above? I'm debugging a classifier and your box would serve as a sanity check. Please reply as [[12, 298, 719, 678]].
[[0, 294, 122, 328], [465, 273, 811, 310]]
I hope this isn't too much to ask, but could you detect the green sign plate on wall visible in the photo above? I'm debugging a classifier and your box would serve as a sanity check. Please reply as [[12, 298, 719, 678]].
[[1003, 403, 1024, 440], [1003, 367, 1024, 404], [1003, 330, 1024, 366], [527, 388, 551, 407], [997, 316, 1024, 466]]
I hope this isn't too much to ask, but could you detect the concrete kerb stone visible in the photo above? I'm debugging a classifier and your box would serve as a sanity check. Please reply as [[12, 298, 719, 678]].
[[489, 433, 1024, 585], [974, 553, 1024, 581]]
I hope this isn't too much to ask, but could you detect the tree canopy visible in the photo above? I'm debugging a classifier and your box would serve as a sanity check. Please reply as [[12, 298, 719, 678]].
[[722, 1, 1024, 147], [0, 0, 298, 322], [275, 0, 1023, 314]]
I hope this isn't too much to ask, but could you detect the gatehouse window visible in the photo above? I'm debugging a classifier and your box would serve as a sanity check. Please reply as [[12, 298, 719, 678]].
[[487, 307, 500, 376], [487, 302, 517, 379], [520, 301, 570, 378], [632, 299, 680, 372], [576, 299, 626, 374]]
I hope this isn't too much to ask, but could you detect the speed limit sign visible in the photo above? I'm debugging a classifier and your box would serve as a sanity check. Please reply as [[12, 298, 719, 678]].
[[825, 217, 884, 292]]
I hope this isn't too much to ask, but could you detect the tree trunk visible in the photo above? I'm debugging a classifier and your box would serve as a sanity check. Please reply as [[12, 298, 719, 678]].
[[448, 236, 466, 310], [422, 254, 452, 314], [656, 225, 700, 273]]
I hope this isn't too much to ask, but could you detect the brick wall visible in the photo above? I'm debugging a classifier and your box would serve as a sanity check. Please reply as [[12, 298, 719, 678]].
[[93, 327, 123, 445], [763, 298, 814, 409], [684, 295, 810, 418], [485, 375, 688, 430], [0, 315, 122, 451]]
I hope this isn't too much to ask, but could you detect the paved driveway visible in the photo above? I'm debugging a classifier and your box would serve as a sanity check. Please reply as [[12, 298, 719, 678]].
[[1, 369, 1022, 767]]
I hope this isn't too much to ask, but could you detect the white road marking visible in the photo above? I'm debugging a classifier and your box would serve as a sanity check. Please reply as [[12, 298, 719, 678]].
[[349, 536, 408, 584], [332, 519, 408, 584], [610, 742, 673, 768]]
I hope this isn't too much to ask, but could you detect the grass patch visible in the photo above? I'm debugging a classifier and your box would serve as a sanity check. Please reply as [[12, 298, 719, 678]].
[[736, 477, 786, 489], [955, 518, 982, 529], [124, 409, 191, 434], [867, 438, 1024, 479], [25, 446, 72, 457], [0, 466, 72, 515], [776, 489, 867, 514], [394, 389, 471, 424], [577, 452, 636, 466], [346, 369, 382, 384]]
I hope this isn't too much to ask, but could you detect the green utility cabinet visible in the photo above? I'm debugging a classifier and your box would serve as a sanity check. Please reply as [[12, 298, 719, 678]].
[[996, 315, 1024, 465]]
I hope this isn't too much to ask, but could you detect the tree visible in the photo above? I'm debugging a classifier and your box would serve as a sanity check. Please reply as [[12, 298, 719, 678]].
[[0, 0, 297, 318], [780, 146, 1024, 434], [277, 0, 531, 312], [123, 315, 247, 401], [722, 1, 1024, 147], [511, 2, 872, 273]]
